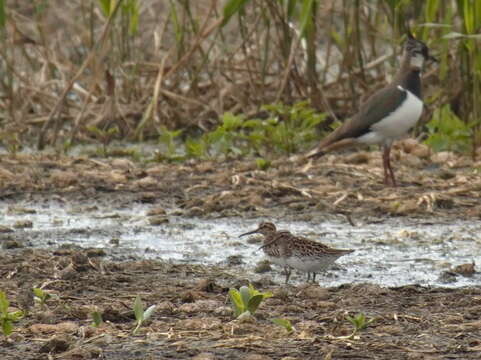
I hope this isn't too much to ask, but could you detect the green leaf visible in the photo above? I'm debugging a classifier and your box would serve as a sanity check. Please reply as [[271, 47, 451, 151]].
[[299, 0, 315, 36], [0, 291, 9, 314], [222, 0, 249, 27], [2, 320, 12, 336], [286, 0, 297, 19], [143, 305, 156, 321], [0, 0, 5, 29], [133, 295, 144, 322], [228, 289, 244, 317], [33, 288, 43, 298], [91, 311, 103, 327], [239, 286, 251, 308], [443, 31, 465, 39], [97, 0, 111, 17], [246, 294, 264, 314], [272, 317, 293, 332], [8, 311, 23, 322], [256, 158, 271, 171]]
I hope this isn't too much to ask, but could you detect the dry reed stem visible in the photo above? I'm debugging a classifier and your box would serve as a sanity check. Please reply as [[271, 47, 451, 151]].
[[36, 0, 126, 150]]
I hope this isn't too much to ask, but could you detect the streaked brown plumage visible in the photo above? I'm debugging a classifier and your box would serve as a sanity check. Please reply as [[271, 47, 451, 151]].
[[240, 222, 353, 283]]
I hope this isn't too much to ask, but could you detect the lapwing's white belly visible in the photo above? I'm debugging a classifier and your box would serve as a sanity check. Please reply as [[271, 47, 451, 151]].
[[357, 88, 423, 145]]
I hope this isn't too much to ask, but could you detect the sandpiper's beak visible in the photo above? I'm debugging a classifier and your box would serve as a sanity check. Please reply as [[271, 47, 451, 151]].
[[428, 54, 439, 63], [239, 228, 259, 237]]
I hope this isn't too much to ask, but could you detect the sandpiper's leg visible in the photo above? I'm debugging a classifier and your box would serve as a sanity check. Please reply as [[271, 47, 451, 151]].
[[312, 272, 317, 282], [307, 272, 311, 282], [284, 267, 292, 284]]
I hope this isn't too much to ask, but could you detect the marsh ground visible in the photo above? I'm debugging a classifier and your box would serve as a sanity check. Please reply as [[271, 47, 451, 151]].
[[1, 148, 481, 359]]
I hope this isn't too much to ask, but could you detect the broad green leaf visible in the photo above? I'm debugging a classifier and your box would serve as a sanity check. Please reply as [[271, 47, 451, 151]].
[[246, 294, 264, 314], [133, 295, 144, 321], [239, 286, 251, 308], [228, 289, 244, 317], [33, 288, 44, 298], [143, 305, 157, 320]]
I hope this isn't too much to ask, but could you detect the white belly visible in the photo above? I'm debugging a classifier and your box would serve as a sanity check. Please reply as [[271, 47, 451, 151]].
[[266, 255, 287, 267], [286, 255, 339, 273], [357, 88, 423, 145]]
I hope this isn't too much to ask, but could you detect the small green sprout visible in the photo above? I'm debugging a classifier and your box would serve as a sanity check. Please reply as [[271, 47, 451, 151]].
[[272, 318, 294, 333], [345, 313, 374, 338], [132, 295, 156, 335], [91, 311, 103, 327], [0, 291, 24, 337], [33, 288, 54, 308], [255, 158, 271, 171], [228, 284, 272, 318]]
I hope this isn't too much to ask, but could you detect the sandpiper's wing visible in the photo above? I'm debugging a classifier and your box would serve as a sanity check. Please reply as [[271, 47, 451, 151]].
[[288, 235, 353, 256], [258, 230, 292, 250]]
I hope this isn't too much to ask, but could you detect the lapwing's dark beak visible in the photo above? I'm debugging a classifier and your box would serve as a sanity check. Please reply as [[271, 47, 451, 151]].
[[239, 228, 259, 238]]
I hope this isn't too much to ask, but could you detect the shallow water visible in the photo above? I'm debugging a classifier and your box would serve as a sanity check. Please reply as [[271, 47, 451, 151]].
[[2, 199, 481, 287]]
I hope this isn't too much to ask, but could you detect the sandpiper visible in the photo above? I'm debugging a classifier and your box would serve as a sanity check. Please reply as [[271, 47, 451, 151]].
[[306, 33, 437, 186], [240, 222, 353, 284]]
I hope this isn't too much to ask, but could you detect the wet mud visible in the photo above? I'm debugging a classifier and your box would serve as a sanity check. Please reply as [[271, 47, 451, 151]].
[[1, 148, 481, 359]]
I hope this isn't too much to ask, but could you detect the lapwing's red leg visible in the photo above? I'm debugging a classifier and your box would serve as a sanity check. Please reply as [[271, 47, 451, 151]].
[[382, 145, 397, 187]]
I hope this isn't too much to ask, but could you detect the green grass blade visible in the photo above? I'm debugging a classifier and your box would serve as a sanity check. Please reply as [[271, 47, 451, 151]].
[[299, 0, 315, 36], [0, 0, 5, 29], [222, 0, 249, 27]]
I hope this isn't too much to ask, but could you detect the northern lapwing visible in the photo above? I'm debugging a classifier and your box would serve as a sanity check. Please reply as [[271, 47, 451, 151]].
[[306, 33, 437, 186]]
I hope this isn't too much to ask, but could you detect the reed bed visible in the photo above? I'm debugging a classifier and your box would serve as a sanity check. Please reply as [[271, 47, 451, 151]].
[[0, 0, 479, 155]]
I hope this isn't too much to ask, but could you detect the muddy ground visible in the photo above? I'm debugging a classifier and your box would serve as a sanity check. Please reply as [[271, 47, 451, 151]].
[[1, 144, 481, 359]]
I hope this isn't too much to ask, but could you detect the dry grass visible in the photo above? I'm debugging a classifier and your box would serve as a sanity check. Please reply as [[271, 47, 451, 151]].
[[0, 0, 477, 152]]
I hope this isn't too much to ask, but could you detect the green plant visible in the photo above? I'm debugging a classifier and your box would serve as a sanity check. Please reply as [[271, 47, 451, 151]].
[[91, 311, 103, 327], [205, 112, 245, 157], [0, 131, 21, 155], [33, 288, 55, 309], [345, 312, 374, 338], [272, 317, 294, 333], [157, 126, 184, 161], [97, 0, 139, 35], [228, 284, 272, 318], [86, 125, 120, 157], [255, 158, 271, 171], [132, 295, 156, 335], [425, 104, 473, 153], [244, 101, 327, 155], [0, 291, 23, 337]]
